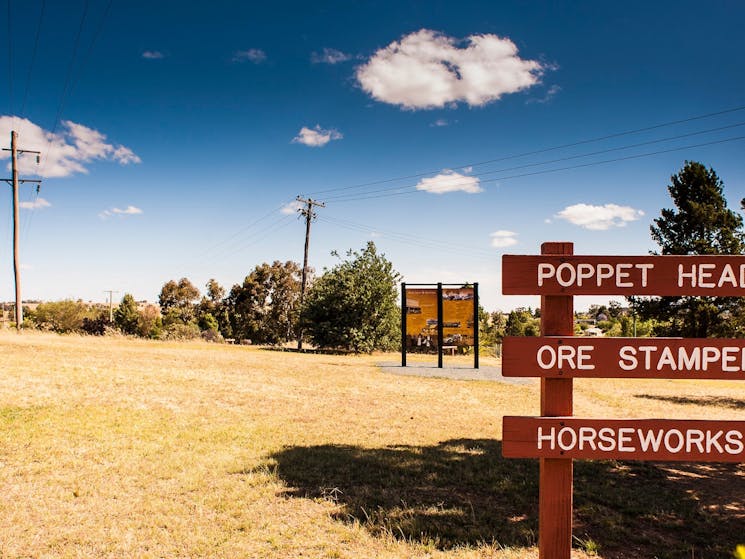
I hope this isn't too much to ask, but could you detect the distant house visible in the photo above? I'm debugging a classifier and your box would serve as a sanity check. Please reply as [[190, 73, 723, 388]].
[[584, 327, 604, 337]]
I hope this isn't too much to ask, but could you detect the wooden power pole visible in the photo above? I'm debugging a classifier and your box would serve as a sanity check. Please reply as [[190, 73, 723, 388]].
[[296, 196, 324, 350], [104, 290, 120, 322], [3, 131, 42, 331]]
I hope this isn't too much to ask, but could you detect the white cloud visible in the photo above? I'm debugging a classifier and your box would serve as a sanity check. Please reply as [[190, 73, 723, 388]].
[[415, 169, 482, 194], [113, 205, 142, 215], [20, 197, 51, 210], [0, 116, 141, 178], [291, 125, 343, 147], [280, 200, 303, 214], [311, 48, 352, 64], [233, 49, 266, 63], [430, 118, 449, 127], [142, 50, 164, 59], [100, 205, 143, 219], [555, 203, 645, 230], [490, 230, 518, 248], [356, 29, 544, 110], [527, 84, 561, 105]]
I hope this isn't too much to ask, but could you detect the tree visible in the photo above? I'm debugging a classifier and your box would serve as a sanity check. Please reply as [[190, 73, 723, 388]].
[[159, 278, 200, 325], [225, 261, 302, 344], [80, 310, 111, 335], [301, 242, 400, 353], [137, 304, 162, 338], [632, 161, 745, 337], [504, 308, 540, 337], [114, 293, 140, 335], [26, 300, 92, 333], [198, 279, 231, 336]]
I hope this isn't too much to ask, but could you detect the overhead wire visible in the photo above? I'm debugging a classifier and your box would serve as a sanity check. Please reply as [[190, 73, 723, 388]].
[[191, 199, 296, 261], [324, 134, 745, 203], [183, 213, 298, 279], [322, 122, 745, 201], [19, 0, 46, 117], [66, 0, 113, 100], [188, 106, 745, 276], [317, 215, 496, 260], [6, 0, 14, 126], [305, 104, 745, 197], [190, 205, 300, 272], [37, 0, 90, 178], [24, 0, 99, 244]]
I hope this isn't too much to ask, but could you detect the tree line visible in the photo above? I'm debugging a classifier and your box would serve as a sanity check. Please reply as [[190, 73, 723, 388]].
[[19, 241, 401, 352], [13, 160, 745, 348]]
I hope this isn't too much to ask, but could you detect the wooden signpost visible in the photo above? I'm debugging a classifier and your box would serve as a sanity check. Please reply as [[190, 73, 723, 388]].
[[501, 243, 745, 559]]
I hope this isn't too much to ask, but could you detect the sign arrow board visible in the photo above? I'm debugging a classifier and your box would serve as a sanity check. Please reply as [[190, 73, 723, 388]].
[[502, 417, 745, 462], [502, 254, 745, 295], [502, 337, 745, 379]]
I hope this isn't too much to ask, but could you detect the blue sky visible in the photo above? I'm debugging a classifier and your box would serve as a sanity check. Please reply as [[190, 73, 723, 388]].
[[1, 0, 744, 311]]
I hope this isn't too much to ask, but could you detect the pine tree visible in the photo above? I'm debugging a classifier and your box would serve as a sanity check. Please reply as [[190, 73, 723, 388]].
[[114, 293, 140, 335], [632, 161, 745, 337]]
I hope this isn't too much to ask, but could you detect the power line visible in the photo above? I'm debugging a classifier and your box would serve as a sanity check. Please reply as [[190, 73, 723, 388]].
[[6, 0, 14, 122], [317, 215, 495, 259], [66, 0, 113, 100], [38, 0, 89, 176], [23, 0, 112, 244], [19, 0, 46, 117], [187, 212, 298, 276], [321, 122, 745, 201], [305, 104, 745, 198], [324, 134, 745, 203], [192, 199, 295, 260]]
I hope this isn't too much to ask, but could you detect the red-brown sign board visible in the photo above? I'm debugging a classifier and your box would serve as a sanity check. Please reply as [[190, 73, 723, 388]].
[[502, 254, 745, 295], [503, 416, 745, 462], [502, 337, 745, 379]]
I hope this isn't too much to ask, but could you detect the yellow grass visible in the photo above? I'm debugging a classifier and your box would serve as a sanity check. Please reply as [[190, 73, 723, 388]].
[[0, 331, 743, 558]]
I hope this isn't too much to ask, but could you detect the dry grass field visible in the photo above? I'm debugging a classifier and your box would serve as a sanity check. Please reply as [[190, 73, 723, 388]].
[[1, 331, 743, 558]]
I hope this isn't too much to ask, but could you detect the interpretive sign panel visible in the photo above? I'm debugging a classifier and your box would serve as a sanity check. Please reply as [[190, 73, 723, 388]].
[[405, 288, 439, 347], [502, 254, 745, 296], [503, 337, 745, 379], [405, 287, 474, 348], [503, 417, 745, 462]]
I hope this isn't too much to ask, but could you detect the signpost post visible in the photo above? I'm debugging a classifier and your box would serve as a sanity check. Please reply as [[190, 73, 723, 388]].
[[501, 245, 745, 559]]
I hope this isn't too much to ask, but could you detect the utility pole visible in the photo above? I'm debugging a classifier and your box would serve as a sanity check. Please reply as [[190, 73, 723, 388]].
[[296, 196, 324, 350], [104, 290, 119, 322], [3, 131, 42, 331]]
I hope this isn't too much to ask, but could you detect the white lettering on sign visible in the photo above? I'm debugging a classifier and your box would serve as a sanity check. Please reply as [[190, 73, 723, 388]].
[[677, 263, 745, 288], [536, 426, 744, 455], [537, 262, 654, 288], [617, 345, 745, 372], [536, 344, 595, 370]]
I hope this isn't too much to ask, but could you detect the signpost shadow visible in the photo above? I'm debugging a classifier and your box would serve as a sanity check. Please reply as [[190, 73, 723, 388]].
[[252, 439, 745, 556]]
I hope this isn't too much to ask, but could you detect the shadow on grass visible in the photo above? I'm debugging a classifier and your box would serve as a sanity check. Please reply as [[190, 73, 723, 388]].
[[263, 439, 745, 558], [635, 393, 745, 410]]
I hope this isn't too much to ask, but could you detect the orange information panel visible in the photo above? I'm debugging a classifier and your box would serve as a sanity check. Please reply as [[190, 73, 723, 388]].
[[405, 287, 474, 348], [503, 417, 745, 462], [502, 254, 745, 296], [502, 337, 745, 379]]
